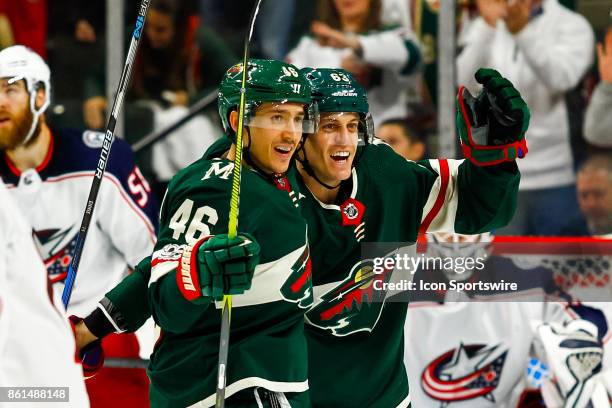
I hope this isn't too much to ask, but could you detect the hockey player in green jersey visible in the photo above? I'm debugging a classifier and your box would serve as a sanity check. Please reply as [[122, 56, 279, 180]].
[[146, 59, 315, 407], [74, 64, 528, 407], [294, 67, 527, 408]]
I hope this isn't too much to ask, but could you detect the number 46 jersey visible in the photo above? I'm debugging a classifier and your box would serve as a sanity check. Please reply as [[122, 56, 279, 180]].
[[147, 157, 313, 408], [0, 127, 158, 316]]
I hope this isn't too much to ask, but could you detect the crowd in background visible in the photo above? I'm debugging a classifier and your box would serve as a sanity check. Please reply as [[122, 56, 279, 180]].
[[0, 0, 610, 237]]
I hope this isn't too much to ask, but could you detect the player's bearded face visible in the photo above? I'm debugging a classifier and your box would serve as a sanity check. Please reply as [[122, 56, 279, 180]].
[[0, 79, 35, 150], [245, 102, 305, 174], [304, 112, 359, 184]]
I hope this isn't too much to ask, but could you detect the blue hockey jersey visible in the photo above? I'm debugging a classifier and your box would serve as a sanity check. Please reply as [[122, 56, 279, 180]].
[[0, 128, 158, 316]]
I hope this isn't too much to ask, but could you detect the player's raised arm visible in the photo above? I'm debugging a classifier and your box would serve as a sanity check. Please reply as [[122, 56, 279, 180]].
[[403, 68, 528, 235]]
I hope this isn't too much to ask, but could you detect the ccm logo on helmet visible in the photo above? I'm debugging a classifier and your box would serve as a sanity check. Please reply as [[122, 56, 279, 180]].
[[332, 90, 358, 97]]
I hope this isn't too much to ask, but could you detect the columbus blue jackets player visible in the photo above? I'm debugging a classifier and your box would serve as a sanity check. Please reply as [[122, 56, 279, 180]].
[[0, 45, 157, 406]]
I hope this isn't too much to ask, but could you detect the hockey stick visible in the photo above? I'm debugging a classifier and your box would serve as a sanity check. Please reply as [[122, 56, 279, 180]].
[[132, 89, 218, 153], [216, 1, 264, 407], [61, 0, 151, 309]]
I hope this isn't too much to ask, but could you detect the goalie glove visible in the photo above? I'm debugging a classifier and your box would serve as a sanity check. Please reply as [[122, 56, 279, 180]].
[[535, 319, 612, 408], [177, 233, 261, 303], [457, 68, 530, 166]]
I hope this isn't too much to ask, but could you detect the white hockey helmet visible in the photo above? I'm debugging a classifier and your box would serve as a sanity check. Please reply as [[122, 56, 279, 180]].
[[0, 45, 51, 144]]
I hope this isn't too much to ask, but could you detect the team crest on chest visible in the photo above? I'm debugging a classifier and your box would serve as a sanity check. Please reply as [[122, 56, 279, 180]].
[[422, 343, 508, 406], [305, 257, 394, 336], [340, 198, 366, 241], [280, 245, 313, 308], [32, 226, 80, 284]]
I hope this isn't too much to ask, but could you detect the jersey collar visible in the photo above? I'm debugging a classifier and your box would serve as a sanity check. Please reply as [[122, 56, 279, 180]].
[[3, 129, 55, 177], [306, 168, 359, 211]]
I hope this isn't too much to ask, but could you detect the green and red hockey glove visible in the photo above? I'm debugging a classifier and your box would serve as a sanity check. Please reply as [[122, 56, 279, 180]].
[[177, 233, 260, 303], [456, 68, 530, 166]]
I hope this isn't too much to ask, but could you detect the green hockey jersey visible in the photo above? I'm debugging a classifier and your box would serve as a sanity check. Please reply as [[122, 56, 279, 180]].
[[147, 157, 313, 408], [93, 138, 519, 407], [300, 142, 519, 408], [100, 256, 152, 333]]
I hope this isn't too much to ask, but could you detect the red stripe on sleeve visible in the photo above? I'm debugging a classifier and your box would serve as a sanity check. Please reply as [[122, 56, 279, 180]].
[[419, 159, 450, 234]]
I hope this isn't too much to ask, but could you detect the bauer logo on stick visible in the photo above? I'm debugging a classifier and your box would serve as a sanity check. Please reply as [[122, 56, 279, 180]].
[[133, 15, 145, 39]]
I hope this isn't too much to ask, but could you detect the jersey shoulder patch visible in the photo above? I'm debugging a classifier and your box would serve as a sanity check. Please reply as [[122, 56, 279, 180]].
[[82, 130, 106, 149], [47, 128, 138, 183]]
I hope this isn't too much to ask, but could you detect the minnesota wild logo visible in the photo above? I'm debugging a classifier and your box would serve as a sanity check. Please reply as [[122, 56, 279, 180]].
[[280, 245, 313, 308], [305, 258, 394, 336]]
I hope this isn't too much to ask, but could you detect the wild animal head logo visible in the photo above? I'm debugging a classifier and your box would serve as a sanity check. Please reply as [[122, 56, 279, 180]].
[[280, 245, 313, 308], [305, 258, 394, 336]]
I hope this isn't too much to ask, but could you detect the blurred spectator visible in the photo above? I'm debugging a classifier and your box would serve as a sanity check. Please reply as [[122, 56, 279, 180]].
[[381, 0, 411, 29], [46, 1, 109, 105], [199, 0, 255, 56], [411, 1, 478, 110], [47, 0, 106, 45], [286, 0, 320, 53], [377, 117, 426, 161], [457, 0, 595, 236], [584, 28, 612, 148], [286, 0, 414, 64], [563, 154, 612, 237], [577, 155, 612, 236], [0, 11, 12, 49], [47, 0, 161, 45], [83, 0, 234, 194], [258, 0, 298, 59], [287, 0, 422, 126], [0, 0, 46, 57], [83, 0, 233, 129], [200, 0, 300, 60]]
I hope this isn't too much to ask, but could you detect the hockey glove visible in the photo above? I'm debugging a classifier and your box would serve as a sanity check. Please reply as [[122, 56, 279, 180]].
[[457, 68, 530, 166], [177, 233, 260, 303], [535, 319, 612, 408], [68, 315, 104, 379]]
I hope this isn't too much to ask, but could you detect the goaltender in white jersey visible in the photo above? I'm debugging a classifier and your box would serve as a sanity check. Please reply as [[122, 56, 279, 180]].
[[405, 234, 612, 407]]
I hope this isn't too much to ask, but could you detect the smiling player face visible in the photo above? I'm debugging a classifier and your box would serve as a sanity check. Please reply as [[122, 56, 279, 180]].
[[303, 112, 359, 186], [232, 102, 306, 175]]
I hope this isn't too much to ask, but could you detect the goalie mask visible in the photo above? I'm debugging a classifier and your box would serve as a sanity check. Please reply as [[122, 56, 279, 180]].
[[426, 232, 492, 283], [0, 45, 51, 145]]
